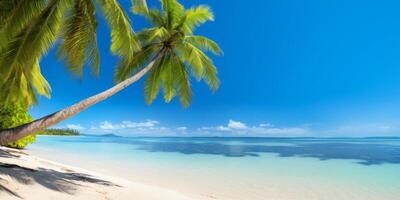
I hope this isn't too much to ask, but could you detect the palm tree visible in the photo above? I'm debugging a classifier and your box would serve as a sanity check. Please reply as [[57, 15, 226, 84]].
[[0, 0, 142, 105], [0, 0, 221, 145]]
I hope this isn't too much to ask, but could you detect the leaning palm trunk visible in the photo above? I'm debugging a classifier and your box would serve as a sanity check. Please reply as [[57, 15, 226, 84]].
[[0, 60, 156, 145]]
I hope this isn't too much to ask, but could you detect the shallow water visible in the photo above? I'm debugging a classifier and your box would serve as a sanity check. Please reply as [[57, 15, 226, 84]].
[[27, 136, 400, 200]]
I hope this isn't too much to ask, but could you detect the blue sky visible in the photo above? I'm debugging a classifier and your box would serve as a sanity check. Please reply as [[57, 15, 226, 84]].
[[30, 0, 400, 136]]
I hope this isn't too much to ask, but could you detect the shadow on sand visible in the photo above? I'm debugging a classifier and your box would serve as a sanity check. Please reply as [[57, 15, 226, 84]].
[[0, 149, 119, 199]]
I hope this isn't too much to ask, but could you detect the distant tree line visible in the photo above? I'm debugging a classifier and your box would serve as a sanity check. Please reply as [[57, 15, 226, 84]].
[[38, 129, 80, 136]]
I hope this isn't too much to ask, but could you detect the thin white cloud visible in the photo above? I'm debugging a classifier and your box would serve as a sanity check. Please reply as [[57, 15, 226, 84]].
[[99, 121, 121, 130], [228, 120, 248, 129], [259, 123, 273, 127], [200, 120, 310, 136], [176, 126, 188, 131], [122, 120, 159, 128], [216, 126, 231, 131], [89, 120, 176, 136], [321, 123, 398, 136], [250, 127, 308, 135], [96, 120, 159, 131], [66, 124, 85, 130]]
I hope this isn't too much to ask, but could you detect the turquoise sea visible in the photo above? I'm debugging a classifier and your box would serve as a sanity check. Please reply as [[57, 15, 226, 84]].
[[28, 136, 400, 200]]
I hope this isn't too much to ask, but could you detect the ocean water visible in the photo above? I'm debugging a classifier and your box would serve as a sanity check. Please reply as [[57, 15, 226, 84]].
[[27, 136, 400, 200]]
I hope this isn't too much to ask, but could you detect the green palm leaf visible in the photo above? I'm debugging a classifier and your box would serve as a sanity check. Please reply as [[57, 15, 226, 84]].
[[132, 0, 149, 15], [0, 0, 48, 50], [58, 0, 100, 76], [148, 9, 166, 27], [0, 0, 67, 105], [173, 55, 192, 107], [160, 52, 176, 102], [137, 27, 170, 45], [175, 42, 205, 79], [161, 0, 184, 29], [97, 0, 140, 59], [175, 42, 220, 91], [144, 55, 166, 104], [29, 61, 51, 98], [115, 43, 161, 82], [182, 5, 214, 34], [185, 35, 222, 55]]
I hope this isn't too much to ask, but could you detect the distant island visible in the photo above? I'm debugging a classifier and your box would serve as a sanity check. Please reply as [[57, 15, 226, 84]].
[[98, 133, 121, 137], [38, 129, 80, 136]]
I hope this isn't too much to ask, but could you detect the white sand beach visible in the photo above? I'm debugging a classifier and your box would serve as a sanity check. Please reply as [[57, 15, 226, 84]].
[[0, 146, 193, 200]]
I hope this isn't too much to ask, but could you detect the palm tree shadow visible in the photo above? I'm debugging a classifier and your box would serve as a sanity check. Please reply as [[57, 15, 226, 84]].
[[0, 177, 23, 199], [0, 148, 24, 159], [0, 149, 120, 198]]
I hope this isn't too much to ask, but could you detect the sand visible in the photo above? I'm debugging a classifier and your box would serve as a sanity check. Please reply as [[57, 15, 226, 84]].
[[0, 146, 194, 200]]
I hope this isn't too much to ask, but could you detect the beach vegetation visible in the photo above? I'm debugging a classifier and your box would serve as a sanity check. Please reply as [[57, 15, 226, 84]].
[[0, 103, 36, 149]]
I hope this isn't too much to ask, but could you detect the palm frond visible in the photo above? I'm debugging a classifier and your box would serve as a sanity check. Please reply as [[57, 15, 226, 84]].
[[0, 60, 51, 106], [115, 43, 161, 82], [182, 5, 214, 34], [175, 42, 220, 91], [175, 42, 205, 79], [147, 9, 165, 27], [172, 55, 192, 107], [0, 0, 67, 105], [131, 0, 149, 15], [137, 27, 170, 45], [144, 54, 167, 104], [160, 51, 176, 102], [85, 0, 101, 75], [58, 0, 100, 76], [29, 61, 51, 98], [0, 70, 34, 105], [0, 0, 48, 50], [160, 0, 184, 29], [97, 0, 140, 59], [201, 56, 220, 92], [185, 35, 222, 55]]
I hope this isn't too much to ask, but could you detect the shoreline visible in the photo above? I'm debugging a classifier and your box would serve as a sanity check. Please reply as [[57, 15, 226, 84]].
[[0, 146, 195, 200], [4, 137, 399, 200]]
